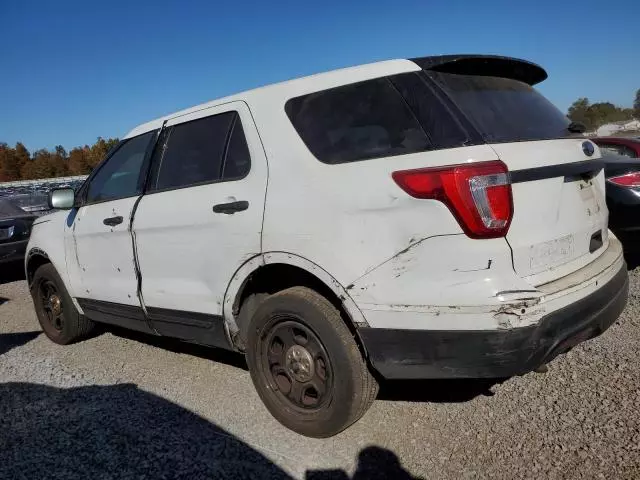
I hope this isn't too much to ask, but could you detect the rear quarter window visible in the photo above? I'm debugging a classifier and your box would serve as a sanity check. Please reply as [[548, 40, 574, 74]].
[[285, 78, 431, 164], [429, 72, 571, 144]]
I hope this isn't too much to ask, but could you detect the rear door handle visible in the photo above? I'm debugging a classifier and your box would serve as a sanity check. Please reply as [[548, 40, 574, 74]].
[[103, 216, 124, 226], [212, 200, 249, 214]]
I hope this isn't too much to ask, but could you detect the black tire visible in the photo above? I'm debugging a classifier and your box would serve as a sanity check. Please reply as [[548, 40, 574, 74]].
[[30, 263, 95, 345], [246, 286, 378, 438]]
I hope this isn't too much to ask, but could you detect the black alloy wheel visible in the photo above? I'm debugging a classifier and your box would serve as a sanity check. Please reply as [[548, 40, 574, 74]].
[[245, 286, 378, 438], [30, 263, 95, 345], [259, 317, 333, 412], [38, 279, 65, 334]]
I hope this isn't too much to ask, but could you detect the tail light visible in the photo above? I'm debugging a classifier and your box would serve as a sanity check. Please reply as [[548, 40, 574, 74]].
[[392, 160, 512, 239], [607, 172, 640, 187]]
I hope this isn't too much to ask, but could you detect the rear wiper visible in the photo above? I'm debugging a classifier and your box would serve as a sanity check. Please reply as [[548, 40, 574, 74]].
[[567, 121, 586, 134]]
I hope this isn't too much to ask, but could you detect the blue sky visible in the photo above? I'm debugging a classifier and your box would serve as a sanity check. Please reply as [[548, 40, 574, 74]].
[[1, 0, 638, 152]]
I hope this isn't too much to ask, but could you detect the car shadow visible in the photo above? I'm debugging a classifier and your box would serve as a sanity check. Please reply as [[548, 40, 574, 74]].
[[0, 331, 40, 356], [0, 261, 25, 285], [377, 377, 504, 403], [105, 325, 249, 371], [0, 382, 422, 479], [624, 250, 640, 270], [103, 326, 500, 405]]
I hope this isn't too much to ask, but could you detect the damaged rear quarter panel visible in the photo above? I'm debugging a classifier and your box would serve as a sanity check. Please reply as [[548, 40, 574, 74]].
[[348, 234, 544, 326]]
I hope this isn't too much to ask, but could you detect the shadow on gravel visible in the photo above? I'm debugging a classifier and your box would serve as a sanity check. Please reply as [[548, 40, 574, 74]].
[[0, 261, 26, 285], [0, 331, 40, 356], [377, 378, 504, 404], [0, 383, 422, 479], [104, 326, 501, 405], [624, 250, 640, 270], [105, 326, 249, 371]]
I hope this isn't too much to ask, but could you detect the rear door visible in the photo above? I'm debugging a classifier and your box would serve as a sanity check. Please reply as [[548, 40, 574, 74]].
[[429, 70, 608, 284], [133, 101, 267, 344]]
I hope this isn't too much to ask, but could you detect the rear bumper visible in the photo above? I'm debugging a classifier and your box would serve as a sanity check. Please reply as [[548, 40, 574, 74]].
[[359, 261, 628, 379], [0, 239, 28, 264]]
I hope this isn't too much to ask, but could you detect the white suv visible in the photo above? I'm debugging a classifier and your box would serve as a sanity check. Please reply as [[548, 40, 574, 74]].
[[27, 55, 628, 438]]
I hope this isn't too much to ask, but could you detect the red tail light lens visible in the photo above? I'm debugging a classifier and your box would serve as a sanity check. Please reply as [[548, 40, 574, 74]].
[[608, 172, 640, 187], [392, 160, 513, 238]]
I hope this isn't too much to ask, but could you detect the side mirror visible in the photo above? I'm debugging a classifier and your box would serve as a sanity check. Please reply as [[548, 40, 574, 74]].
[[48, 188, 75, 210]]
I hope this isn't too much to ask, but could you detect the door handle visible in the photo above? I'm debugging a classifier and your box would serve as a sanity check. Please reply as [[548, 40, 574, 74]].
[[212, 200, 249, 215], [103, 216, 124, 226]]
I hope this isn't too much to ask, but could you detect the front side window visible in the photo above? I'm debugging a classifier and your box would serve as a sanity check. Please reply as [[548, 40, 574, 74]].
[[86, 131, 155, 203], [285, 78, 431, 164], [150, 111, 250, 191], [430, 72, 572, 143]]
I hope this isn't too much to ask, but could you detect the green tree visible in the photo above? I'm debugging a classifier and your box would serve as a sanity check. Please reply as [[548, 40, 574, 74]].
[[634, 88, 640, 119], [568, 98, 636, 131], [0, 137, 119, 182], [21, 150, 55, 180], [88, 137, 110, 168], [50, 146, 69, 177], [14, 142, 31, 170], [68, 147, 92, 175], [568, 98, 591, 129], [0, 144, 22, 181]]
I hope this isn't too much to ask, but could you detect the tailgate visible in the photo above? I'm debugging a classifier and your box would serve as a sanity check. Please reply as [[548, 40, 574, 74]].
[[491, 139, 607, 283]]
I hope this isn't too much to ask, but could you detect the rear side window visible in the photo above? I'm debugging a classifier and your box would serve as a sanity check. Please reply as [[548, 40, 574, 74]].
[[285, 78, 431, 164], [150, 112, 251, 192], [430, 72, 571, 144]]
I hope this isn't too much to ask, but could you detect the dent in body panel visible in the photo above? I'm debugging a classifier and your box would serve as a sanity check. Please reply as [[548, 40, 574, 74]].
[[351, 233, 509, 296], [348, 233, 544, 325]]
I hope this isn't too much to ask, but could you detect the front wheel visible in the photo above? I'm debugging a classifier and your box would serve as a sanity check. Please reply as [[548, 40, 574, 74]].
[[30, 263, 95, 345], [246, 286, 378, 438]]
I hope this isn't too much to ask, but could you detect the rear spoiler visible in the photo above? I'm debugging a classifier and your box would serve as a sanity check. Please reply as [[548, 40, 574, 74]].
[[410, 54, 548, 86]]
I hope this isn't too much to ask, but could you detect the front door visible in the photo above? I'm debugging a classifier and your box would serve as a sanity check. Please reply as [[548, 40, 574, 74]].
[[133, 101, 267, 344], [68, 131, 156, 308]]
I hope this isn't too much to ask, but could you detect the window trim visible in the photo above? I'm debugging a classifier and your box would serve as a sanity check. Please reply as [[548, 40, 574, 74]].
[[78, 130, 159, 207], [144, 110, 252, 196]]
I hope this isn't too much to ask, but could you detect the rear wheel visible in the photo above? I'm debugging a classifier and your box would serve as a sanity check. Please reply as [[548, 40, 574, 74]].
[[30, 263, 95, 345], [246, 286, 378, 438]]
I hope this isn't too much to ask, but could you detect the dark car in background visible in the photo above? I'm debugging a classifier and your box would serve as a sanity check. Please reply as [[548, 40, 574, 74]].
[[0, 177, 86, 276], [594, 137, 640, 159], [0, 194, 49, 267], [595, 138, 640, 261]]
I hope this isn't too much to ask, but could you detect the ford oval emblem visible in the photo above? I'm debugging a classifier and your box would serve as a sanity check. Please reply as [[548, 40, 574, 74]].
[[582, 141, 595, 157]]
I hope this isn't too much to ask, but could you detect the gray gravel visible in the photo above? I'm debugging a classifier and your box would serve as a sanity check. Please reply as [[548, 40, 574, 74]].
[[1, 268, 639, 479]]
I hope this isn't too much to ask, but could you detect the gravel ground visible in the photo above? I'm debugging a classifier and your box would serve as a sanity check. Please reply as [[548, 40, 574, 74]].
[[0, 267, 639, 479]]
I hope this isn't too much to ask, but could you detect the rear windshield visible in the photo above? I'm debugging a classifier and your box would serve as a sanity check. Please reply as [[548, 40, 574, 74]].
[[430, 72, 571, 143]]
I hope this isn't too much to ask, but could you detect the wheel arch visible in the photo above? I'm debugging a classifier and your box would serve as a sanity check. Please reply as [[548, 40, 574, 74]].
[[223, 252, 369, 341], [25, 248, 52, 286]]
